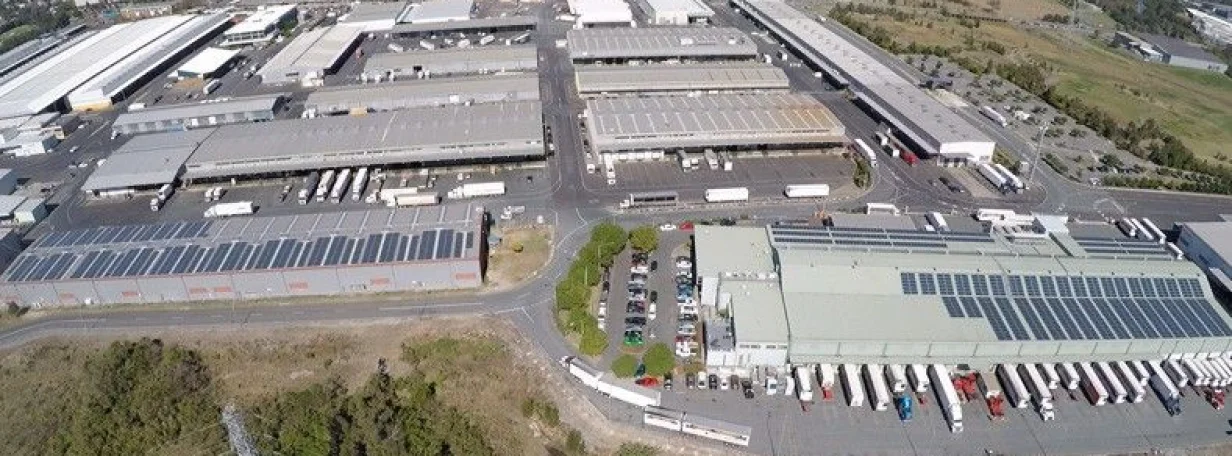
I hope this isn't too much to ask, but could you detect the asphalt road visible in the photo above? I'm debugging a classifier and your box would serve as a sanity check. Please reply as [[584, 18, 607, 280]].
[[1, 1, 1231, 454]]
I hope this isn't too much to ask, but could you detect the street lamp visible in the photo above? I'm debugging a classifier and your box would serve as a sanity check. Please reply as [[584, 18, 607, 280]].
[[1028, 120, 1051, 186]]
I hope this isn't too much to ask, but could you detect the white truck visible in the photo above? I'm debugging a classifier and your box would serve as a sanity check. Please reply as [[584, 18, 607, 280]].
[[316, 169, 336, 203], [1164, 358, 1191, 387], [387, 43, 405, 53], [1139, 218, 1167, 244], [1096, 361, 1128, 404], [886, 364, 908, 394], [997, 364, 1031, 409], [704, 187, 749, 203], [703, 149, 719, 170], [1040, 363, 1061, 390], [908, 364, 930, 393], [795, 365, 815, 403], [784, 184, 830, 198], [1115, 361, 1145, 403], [926, 212, 950, 232], [330, 168, 352, 203], [1078, 362, 1109, 406], [930, 364, 963, 433], [447, 181, 506, 199], [419, 40, 436, 50], [149, 197, 163, 212], [203, 79, 221, 95], [854, 138, 878, 167], [992, 163, 1025, 192], [1058, 362, 1080, 390], [977, 163, 1009, 191], [1019, 364, 1055, 421], [157, 183, 174, 201], [865, 364, 891, 411], [204, 201, 255, 218], [351, 167, 369, 201], [479, 35, 496, 46], [842, 364, 865, 407], [981, 105, 1008, 127], [299, 171, 320, 205], [393, 193, 439, 207]]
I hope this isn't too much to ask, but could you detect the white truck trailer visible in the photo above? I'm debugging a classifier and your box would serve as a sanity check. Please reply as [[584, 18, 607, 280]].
[[977, 163, 1009, 191], [350, 167, 369, 201], [1115, 361, 1145, 403], [204, 201, 255, 218], [854, 138, 878, 167], [316, 169, 336, 202], [864, 364, 891, 411], [704, 187, 749, 203], [1183, 358, 1209, 386], [157, 183, 174, 201], [703, 149, 719, 170], [329, 168, 352, 203], [1130, 360, 1152, 387], [392, 193, 440, 207], [1019, 364, 1055, 420], [1058, 363, 1080, 390], [783, 184, 830, 198], [1165, 358, 1191, 387], [887, 364, 908, 394], [795, 365, 814, 403], [1139, 218, 1167, 244], [997, 364, 1031, 409], [842, 364, 865, 407], [908, 364, 930, 393], [930, 364, 963, 433], [981, 105, 1008, 127], [926, 212, 950, 232], [447, 182, 506, 199], [1078, 362, 1109, 406], [1040, 363, 1060, 390], [1096, 361, 1128, 404], [992, 163, 1025, 192]]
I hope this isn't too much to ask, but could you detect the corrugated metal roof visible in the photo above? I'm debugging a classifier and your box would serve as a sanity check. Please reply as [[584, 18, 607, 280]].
[[567, 27, 757, 59], [80, 129, 214, 192], [257, 24, 364, 82], [176, 47, 240, 75], [575, 63, 788, 93], [389, 16, 536, 34], [113, 94, 283, 126], [227, 4, 297, 35], [364, 44, 537, 74], [398, 0, 474, 23], [305, 73, 539, 113]]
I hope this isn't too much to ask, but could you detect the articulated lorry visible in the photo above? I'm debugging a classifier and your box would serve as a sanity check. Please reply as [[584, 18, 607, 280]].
[[447, 182, 506, 199]]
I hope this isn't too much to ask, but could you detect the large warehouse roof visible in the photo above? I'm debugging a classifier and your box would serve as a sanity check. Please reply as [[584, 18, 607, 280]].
[[696, 215, 1232, 364], [638, 0, 713, 17], [2, 206, 481, 284], [228, 4, 298, 35], [176, 47, 240, 77], [183, 101, 543, 178], [567, 0, 634, 26], [390, 16, 537, 35], [0, 18, 193, 117], [574, 63, 789, 95], [364, 45, 537, 75], [304, 73, 539, 113], [258, 24, 364, 83], [734, 0, 995, 162], [398, 0, 474, 23], [68, 13, 232, 110], [81, 129, 214, 192], [567, 27, 757, 60], [113, 94, 283, 127], [584, 93, 845, 152]]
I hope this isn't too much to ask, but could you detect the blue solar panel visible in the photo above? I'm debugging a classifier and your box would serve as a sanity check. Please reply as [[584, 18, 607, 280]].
[[1155, 298, 1198, 337], [1024, 276, 1041, 297], [1098, 278, 1117, 297], [255, 240, 280, 269], [1180, 278, 1202, 298], [1163, 278, 1182, 298], [1067, 298, 1107, 339], [69, 251, 100, 279], [1054, 277, 1072, 297], [307, 237, 330, 266], [954, 274, 972, 295], [270, 239, 296, 269], [176, 246, 203, 274], [1109, 298, 1150, 338], [452, 233, 464, 258], [1113, 278, 1130, 297], [379, 234, 399, 263], [154, 246, 187, 275], [83, 251, 115, 279], [959, 296, 981, 317], [994, 297, 1030, 340], [1129, 298, 1173, 338], [971, 275, 989, 295], [1085, 277, 1103, 297], [344, 239, 362, 264], [105, 250, 140, 278], [283, 242, 305, 269], [918, 273, 936, 295], [396, 235, 409, 262], [1007, 276, 1025, 296], [132, 225, 157, 243], [324, 237, 347, 266], [124, 248, 155, 276], [435, 230, 455, 259], [1030, 298, 1069, 339], [941, 296, 964, 317], [1126, 278, 1145, 297], [1046, 298, 1086, 340], [1039, 276, 1058, 297], [979, 297, 1013, 340], [417, 231, 437, 260], [936, 274, 954, 295], [1014, 298, 1050, 340], [1185, 299, 1232, 337], [989, 276, 1006, 295], [404, 236, 419, 262], [901, 273, 918, 295], [1069, 277, 1088, 297], [362, 234, 382, 264]]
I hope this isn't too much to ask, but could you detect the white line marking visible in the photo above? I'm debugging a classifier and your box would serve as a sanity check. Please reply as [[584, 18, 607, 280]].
[[378, 302, 483, 311]]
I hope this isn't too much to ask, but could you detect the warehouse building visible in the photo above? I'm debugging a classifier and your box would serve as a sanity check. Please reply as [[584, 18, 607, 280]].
[[68, 13, 232, 111], [173, 47, 241, 79], [304, 73, 539, 115], [390, 16, 537, 38], [567, 27, 757, 63], [584, 93, 845, 155], [397, 0, 474, 23], [568, 0, 635, 28], [81, 129, 213, 196], [694, 213, 1232, 369], [0, 206, 487, 307], [1178, 220, 1232, 294], [0, 27, 82, 79], [111, 94, 283, 135], [337, 2, 405, 30], [574, 63, 789, 96], [222, 4, 298, 47], [734, 0, 995, 164], [182, 101, 544, 180], [364, 45, 538, 77], [632, 0, 713, 25], [258, 24, 365, 86]]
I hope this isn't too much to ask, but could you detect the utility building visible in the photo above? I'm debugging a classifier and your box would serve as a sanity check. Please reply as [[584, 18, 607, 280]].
[[364, 45, 538, 77], [173, 48, 241, 79], [0, 207, 487, 307], [258, 24, 365, 86], [222, 4, 298, 47]]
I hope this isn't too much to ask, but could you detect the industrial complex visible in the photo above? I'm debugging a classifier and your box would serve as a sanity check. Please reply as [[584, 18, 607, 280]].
[[257, 23, 365, 86], [567, 27, 759, 63], [0, 207, 486, 306], [304, 73, 540, 114], [574, 63, 790, 96], [695, 213, 1232, 369], [110, 94, 285, 135], [363, 45, 539, 78]]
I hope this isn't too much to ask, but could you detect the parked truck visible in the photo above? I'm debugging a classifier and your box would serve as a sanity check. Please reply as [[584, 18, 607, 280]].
[[204, 201, 255, 218], [926, 212, 950, 232], [842, 364, 865, 407], [1165, 358, 1191, 388], [930, 364, 963, 433], [447, 181, 506, 199], [704, 187, 749, 203], [419, 40, 436, 50], [908, 364, 930, 393], [149, 197, 163, 212], [703, 149, 719, 170], [1150, 373, 1182, 416], [157, 183, 174, 202], [203, 79, 221, 95], [1139, 218, 1167, 244], [1019, 364, 1055, 421], [884, 364, 908, 395], [854, 138, 878, 167], [299, 171, 320, 204], [1058, 362, 1080, 390], [329, 168, 352, 203], [1115, 361, 1145, 403], [981, 105, 1008, 127], [865, 364, 891, 411], [1078, 362, 1110, 406], [816, 364, 835, 400], [392, 193, 439, 207], [479, 35, 496, 46], [795, 365, 815, 404], [783, 184, 830, 198], [1040, 363, 1060, 390], [1097, 361, 1128, 404], [992, 163, 1025, 192], [387, 43, 405, 53], [316, 169, 336, 203], [351, 167, 369, 201], [977, 163, 1009, 191], [997, 364, 1030, 409]]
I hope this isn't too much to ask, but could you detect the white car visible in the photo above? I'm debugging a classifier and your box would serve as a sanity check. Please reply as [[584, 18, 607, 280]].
[[678, 304, 698, 315], [677, 322, 696, 336], [659, 223, 677, 231], [675, 259, 693, 269], [720, 375, 730, 390], [648, 302, 657, 320], [597, 315, 606, 330], [784, 376, 795, 397], [598, 306, 607, 318], [675, 344, 697, 357], [765, 377, 778, 396]]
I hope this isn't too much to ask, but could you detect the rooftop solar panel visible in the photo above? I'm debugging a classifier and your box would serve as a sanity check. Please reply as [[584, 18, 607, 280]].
[[1129, 298, 1170, 338], [1186, 298, 1232, 337], [1109, 298, 1149, 338], [452, 232, 464, 258], [1030, 298, 1069, 339], [936, 273, 954, 295], [404, 235, 419, 262], [1007, 276, 1025, 296], [324, 237, 347, 266], [1024, 276, 1041, 297], [306, 237, 330, 266], [959, 296, 981, 317], [941, 296, 963, 317], [900, 272, 918, 295], [1046, 298, 1086, 340], [124, 248, 155, 276], [417, 230, 437, 260], [70, 251, 100, 279], [270, 239, 296, 269], [362, 233, 382, 264], [954, 274, 972, 295], [988, 275, 1006, 295], [978, 297, 1012, 340], [918, 273, 936, 295], [84, 251, 115, 279], [1013, 298, 1050, 340], [379, 234, 399, 263], [258, 240, 282, 269], [994, 297, 1030, 340], [464, 232, 473, 249], [173, 246, 202, 274], [343, 238, 360, 265]]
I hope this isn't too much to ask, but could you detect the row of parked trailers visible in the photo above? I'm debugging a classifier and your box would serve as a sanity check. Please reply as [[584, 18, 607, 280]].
[[976, 162, 1026, 193], [298, 167, 375, 205], [1115, 217, 1186, 259]]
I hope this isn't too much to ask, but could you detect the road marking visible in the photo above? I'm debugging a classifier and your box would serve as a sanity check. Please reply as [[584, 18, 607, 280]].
[[378, 302, 483, 311]]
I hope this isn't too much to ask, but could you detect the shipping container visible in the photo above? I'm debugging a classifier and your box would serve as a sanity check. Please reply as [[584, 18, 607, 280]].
[[1096, 361, 1128, 404], [783, 184, 830, 198], [929, 364, 963, 433], [997, 364, 1030, 409], [842, 364, 865, 407], [704, 187, 749, 203], [864, 364, 890, 411], [1078, 362, 1109, 406], [1058, 363, 1080, 390], [908, 364, 930, 393]]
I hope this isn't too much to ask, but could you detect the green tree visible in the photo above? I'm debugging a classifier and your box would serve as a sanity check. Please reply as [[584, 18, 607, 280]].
[[1100, 153, 1124, 169], [611, 354, 639, 378], [565, 429, 587, 455], [642, 343, 676, 377], [590, 222, 627, 249], [616, 442, 660, 456], [628, 226, 659, 252]]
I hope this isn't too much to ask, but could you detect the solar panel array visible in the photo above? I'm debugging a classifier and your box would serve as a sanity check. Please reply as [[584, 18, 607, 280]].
[[33, 221, 213, 248], [4, 229, 475, 283], [770, 225, 995, 251], [900, 272, 1231, 341], [1072, 236, 1172, 258]]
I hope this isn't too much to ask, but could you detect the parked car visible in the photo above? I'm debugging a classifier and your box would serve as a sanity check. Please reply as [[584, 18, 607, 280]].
[[686, 374, 696, 389], [719, 375, 730, 390], [677, 323, 697, 336], [663, 373, 673, 390], [626, 303, 645, 314], [650, 260, 658, 272], [679, 304, 699, 315], [708, 374, 719, 390], [741, 379, 754, 399], [676, 276, 693, 285], [659, 223, 677, 231], [649, 290, 658, 304], [678, 313, 698, 322], [626, 316, 647, 326], [675, 256, 692, 268], [765, 377, 778, 396], [675, 344, 697, 358], [648, 302, 657, 320], [623, 330, 644, 346], [597, 315, 606, 330]]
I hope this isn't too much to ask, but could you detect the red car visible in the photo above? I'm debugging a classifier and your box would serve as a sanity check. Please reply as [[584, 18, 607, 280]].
[[636, 377, 660, 387]]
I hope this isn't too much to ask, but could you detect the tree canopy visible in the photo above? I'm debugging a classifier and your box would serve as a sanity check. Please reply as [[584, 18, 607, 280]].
[[641, 343, 675, 377], [628, 226, 659, 253]]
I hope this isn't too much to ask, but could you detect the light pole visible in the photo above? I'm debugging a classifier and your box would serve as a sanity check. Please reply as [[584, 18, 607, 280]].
[[1029, 121, 1051, 186]]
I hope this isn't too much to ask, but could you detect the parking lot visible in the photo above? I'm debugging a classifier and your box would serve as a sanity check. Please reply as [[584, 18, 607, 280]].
[[588, 154, 856, 199]]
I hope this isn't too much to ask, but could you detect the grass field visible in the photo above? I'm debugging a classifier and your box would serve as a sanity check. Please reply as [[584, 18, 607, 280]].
[[824, 0, 1232, 162]]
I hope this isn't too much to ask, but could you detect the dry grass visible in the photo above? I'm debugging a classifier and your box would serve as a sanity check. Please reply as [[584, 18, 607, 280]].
[[487, 226, 553, 288]]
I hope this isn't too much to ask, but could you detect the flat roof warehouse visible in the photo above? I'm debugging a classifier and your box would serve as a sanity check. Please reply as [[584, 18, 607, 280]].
[[304, 74, 540, 114], [567, 27, 758, 61]]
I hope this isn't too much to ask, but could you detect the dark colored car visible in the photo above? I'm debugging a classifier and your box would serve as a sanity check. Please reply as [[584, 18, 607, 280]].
[[686, 374, 696, 389], [626, 316, 647, 326], [741, 380, 754, 399], [664, 373, 673, 390], [649, 290, 658, 303], [636, 363, 646, 377], [626, 304, 645, 314], [650, 260, 658, 271], [708, 374, 719, 390]]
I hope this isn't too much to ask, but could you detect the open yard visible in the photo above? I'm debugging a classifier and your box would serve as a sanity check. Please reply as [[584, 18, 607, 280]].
[[817, 0, 1232, 163], [487, 226, 553, 288]]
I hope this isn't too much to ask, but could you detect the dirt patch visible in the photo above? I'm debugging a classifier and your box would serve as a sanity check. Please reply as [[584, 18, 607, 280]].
[[487, 226, 553, 289]]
